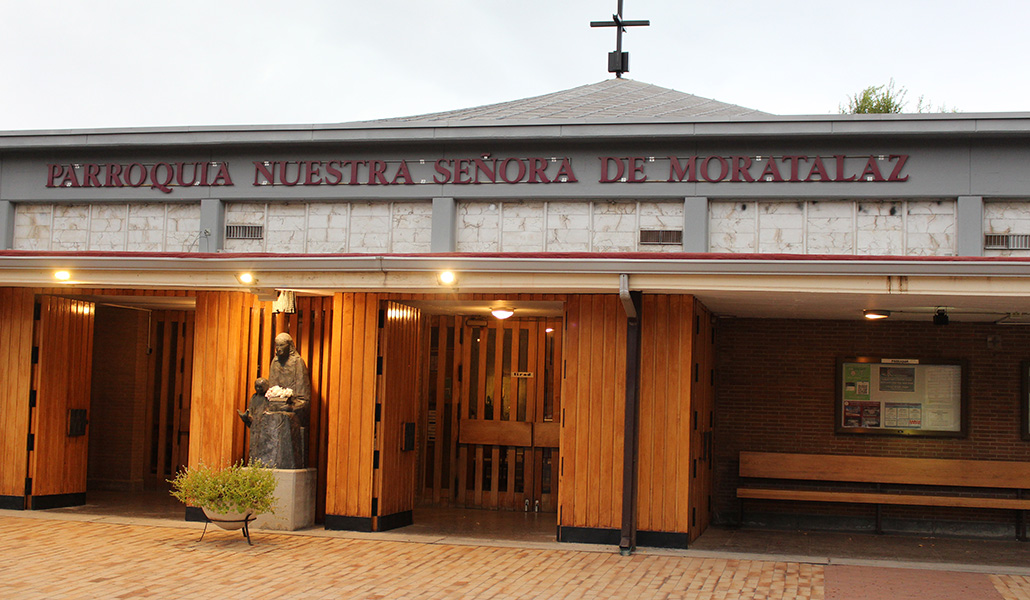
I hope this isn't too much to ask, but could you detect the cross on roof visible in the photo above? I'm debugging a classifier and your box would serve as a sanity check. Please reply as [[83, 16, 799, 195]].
[[590, 0, 650, 78]]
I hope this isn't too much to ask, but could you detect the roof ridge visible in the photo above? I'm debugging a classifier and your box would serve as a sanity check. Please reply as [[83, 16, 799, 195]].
[[361, 79, 768, 125]]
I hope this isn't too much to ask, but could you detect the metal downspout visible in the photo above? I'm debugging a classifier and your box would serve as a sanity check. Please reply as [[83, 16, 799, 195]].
[[619, 274, 642, 555]]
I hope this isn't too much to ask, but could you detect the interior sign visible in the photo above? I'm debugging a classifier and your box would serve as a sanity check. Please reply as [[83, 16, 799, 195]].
[[512, 372, 534, 378]]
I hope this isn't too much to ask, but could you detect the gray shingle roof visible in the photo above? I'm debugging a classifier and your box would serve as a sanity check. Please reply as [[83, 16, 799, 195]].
[[368, 79, 768, 125]]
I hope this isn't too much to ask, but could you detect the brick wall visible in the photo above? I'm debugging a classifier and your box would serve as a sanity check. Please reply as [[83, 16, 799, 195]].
[[87, 306, 149, 491], [713, 318, 1030, 530]]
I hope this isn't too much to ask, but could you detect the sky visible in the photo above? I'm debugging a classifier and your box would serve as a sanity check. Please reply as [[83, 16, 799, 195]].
[[1, 1, 1027, 131]]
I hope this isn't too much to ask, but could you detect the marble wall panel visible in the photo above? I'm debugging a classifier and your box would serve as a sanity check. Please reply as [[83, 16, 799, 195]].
[[500, 201, 545, 252], [391, 202, 433, 253], [456, 201, 501, 252], [856, 201, 905, 255], [88, 204, 128, 251], [906, 200, 956, 256], [306, 203, 349, 253], [265, 202, 308, 253], [349, 202, 392, 253], [639, 201, 684, 230], [757, 202, 804, 253], [164, 203, 201, 252], [50, 204, 91, 250], [984, 200, 1030, 234], [13, 203, 53, 250], [709, 201, 756, 253], [806, 201, 854, 254], [127, 204, 167, 252], [545, 201, 591, 252], [592, 201, 637, 252]]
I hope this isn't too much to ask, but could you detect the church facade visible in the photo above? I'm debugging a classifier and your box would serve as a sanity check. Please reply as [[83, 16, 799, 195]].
[[2, 79, 1030, 546]]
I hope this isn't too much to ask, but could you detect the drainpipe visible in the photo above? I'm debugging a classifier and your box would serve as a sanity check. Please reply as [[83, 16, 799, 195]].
[[619, 274, 642, 555]]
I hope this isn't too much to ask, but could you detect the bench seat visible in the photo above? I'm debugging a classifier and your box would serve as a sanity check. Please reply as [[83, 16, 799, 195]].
[[737, 451, 1030, 539]]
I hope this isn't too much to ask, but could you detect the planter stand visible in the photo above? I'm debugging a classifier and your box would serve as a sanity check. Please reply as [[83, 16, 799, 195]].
[[200, 509, 257, 545]]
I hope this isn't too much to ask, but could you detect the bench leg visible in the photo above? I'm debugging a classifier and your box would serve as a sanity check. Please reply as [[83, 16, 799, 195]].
[[1018, 510, 1027, 542], [875, 504, 883, 535]]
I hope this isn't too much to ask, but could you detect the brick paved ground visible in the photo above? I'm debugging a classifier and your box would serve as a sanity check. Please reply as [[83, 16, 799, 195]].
[[1, 516, 1029, 599]]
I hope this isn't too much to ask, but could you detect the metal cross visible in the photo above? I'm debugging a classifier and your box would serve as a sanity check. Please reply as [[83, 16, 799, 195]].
[[590, 0, 650, 78]]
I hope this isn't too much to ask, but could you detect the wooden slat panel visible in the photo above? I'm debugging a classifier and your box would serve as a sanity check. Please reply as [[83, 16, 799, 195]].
[[636, 295, 656, 530], [738, 487, 1030, 510], [326, 293, 349, 516], [533, 422, 560, 448], [325, 292, 380, 520], [0, 288, 35, 498], [559, 294, 624, 532], [187, 292, 253, 470], [637, 294, 698, 537], [740, 451, 1030, 488], [459, 420, 532, 447], [347, 293, 368, 517]]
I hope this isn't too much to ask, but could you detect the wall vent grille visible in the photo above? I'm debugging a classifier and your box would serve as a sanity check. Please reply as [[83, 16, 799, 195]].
[[985, 233, 1030, 250], [226, 225, 264, 240], [640, 229, 683, 245]]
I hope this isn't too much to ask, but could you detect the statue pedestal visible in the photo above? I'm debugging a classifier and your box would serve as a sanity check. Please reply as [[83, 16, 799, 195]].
[[252, 468, 316, 531]]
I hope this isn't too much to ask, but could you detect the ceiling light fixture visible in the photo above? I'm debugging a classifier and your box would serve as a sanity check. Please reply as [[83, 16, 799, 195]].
[[438, 271, 457, 285], [491, 307, 515, 320], [863, 309, 891, 320], [236, 272, 256, 285], [54, 270, 71, 281], [933, 308, 949, 326]]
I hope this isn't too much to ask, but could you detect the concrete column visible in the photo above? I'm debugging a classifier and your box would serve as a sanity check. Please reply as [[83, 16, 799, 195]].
[[431, 197, 456, 252], [199, 198, 225, 253], [683, 197, 709, 253], [0, 201, 13, 250], [956, 196, 984, 257]]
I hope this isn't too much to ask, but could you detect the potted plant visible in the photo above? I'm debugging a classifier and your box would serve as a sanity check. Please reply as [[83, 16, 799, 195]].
[[170, 460, 276, 542]]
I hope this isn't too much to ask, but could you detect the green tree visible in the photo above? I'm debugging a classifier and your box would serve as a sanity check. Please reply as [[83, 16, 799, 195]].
[[840, 79, 907, 114], [840, 80, 956, 114]]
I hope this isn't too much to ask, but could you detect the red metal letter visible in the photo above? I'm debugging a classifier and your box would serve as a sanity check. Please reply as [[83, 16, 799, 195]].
[[599, 157, 626, 183]]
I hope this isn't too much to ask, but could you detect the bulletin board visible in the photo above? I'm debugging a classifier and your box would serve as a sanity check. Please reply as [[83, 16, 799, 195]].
[[836, 357, 967, 437]]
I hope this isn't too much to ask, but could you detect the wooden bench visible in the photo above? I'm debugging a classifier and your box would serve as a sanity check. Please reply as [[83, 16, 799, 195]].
[[737, 451, 1030, 540]]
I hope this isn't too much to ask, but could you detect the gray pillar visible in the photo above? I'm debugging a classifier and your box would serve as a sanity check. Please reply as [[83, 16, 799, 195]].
[[683, 196, 709, 253], [956, 196, 984, 257], [0, 201, 13, 250], [199, 198, 225, 253], [431, 197, 456, 252]]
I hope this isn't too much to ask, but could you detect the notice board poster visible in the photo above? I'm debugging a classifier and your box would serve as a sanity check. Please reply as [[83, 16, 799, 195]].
[[837, 357, 966, 437]]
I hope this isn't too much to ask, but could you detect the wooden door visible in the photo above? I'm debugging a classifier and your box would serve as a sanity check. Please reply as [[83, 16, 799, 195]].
[[374, 301, 423, 528], [27, 296, 95, 508], [421, 316, 562, 512], [688, 301, 715, 541]]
